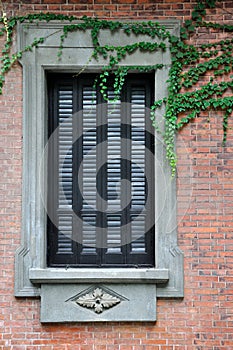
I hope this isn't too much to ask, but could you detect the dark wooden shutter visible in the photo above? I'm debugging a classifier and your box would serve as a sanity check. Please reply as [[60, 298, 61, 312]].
[[47, 73, 155, 267], [47, 76, 77, 266]]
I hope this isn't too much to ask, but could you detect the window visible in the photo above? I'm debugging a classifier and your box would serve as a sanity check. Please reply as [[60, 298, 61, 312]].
[[15, 21, 183, 322], [47, 73, 155, 268]]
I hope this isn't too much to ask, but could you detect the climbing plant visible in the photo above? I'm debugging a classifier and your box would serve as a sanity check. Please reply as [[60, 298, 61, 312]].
[[0, 0, 232, 175]]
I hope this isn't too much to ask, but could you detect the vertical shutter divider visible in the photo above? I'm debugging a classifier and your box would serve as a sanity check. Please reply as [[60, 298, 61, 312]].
[[121, 88, 131, 263], [47, 78, 59, 265], [72, 77, 81, 264], [144, 80, 155, 262], [77, 77, 99, 265], [97, 89, 107, 265]]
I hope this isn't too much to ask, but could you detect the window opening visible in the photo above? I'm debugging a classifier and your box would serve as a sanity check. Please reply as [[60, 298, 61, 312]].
[[47, 73, 155, 268]]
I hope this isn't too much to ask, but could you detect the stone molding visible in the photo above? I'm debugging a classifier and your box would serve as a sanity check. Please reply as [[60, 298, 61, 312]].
[[15, 21, 183, 321]]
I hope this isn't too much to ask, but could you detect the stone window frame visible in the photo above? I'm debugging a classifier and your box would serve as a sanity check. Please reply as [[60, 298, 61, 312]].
[[15, 21, 183, 322]]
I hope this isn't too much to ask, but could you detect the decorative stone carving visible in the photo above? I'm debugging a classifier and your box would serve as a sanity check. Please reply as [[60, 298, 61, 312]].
[[76, 287, 121, 313], [169, 245, 183, 257]]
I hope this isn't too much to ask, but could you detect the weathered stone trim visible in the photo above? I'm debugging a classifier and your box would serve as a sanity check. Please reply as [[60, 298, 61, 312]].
[[15, 21, 183, 321]]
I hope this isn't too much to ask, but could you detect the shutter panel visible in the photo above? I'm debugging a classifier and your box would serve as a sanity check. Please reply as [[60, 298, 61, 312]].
[[106, 92, 122, 254], [57, 215, 73, 254], [57, 86, 74, 257], [58, 88, 73, 208], [48, 79, 76, 266], [48, 73, 154, 267], [81, 214, 97, 253], [81, 86, 97, 255], [130, 87, 146, 253]]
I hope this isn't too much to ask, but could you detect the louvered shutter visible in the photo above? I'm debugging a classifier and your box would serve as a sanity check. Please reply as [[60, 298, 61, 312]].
[[47, 77, 77, 266], [48, 74, 154, 267]]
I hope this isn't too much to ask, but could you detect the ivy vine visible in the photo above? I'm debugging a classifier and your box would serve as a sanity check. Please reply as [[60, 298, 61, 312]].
[[0, 0, 232, 176]]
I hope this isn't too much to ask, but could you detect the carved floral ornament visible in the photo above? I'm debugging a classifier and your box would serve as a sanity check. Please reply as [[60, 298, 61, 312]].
[[76, 287, 121, 313]]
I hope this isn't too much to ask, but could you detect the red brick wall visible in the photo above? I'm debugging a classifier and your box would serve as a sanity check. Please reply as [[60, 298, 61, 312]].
[[1, 1, 233, 349]]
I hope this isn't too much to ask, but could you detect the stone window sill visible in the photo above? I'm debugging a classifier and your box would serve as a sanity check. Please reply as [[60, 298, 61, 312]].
[[29, 268, 169, 284]]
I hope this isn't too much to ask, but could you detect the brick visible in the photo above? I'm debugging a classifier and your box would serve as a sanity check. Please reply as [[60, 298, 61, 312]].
[[69, 0, 93, 3], [0, 1, 233, 350], [41, 0, 66, 3], [112, 0, 136, 3], [95, 0, 110, 3]]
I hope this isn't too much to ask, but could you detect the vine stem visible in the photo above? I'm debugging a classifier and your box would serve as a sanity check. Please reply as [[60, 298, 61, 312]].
[[73, 52, 96, 77]]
